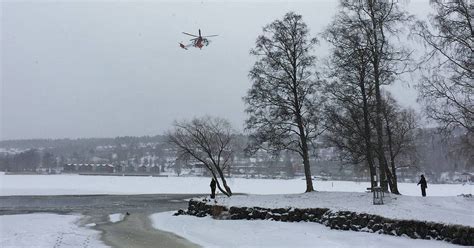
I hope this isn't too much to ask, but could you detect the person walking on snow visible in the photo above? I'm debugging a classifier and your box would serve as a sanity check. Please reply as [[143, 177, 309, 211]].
[[210, 178, 217, 199], [417, 174, 428, 197]]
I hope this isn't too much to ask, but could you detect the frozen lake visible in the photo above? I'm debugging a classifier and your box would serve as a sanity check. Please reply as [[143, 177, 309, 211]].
[[0, 173, 472, 196]]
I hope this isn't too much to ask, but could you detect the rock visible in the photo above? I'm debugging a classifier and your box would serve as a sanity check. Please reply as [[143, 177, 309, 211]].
[[265, 212, 272, 220], [372, 224, 382, 233], [272, 208, 289, 214], [382, 223, 392, 233], [350, 225, 360, 231], [196, 212, 207, 217], [452, 238, 462, 245], [173, 209, 186, 216], [185, 199, 474, 246], [428, 229, 439, 239]]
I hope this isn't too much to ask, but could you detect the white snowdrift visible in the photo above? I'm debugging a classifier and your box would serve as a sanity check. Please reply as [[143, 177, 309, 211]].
[[208, 192, 474, 227], [108, 213, 125, 223], [150, 211, 459, 248], [0, 174, 471, 196], [0, 213, 108, 247]]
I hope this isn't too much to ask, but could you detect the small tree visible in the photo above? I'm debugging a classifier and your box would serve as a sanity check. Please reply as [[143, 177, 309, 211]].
[[244, 12, 323, 192], [174, 157, 183, 176], [284, 151, 295, 178], [167, 116, 234, 196]]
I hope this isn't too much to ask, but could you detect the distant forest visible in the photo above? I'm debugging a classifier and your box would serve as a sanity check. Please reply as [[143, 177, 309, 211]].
[[0, 135, 167, 151]]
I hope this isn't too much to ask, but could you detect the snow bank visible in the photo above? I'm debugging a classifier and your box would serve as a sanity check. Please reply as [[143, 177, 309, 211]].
[[108, 213, 125, 223], [0, 174, 471, 196], [150, 211, 459, 248], [0, 213, 108, 247], [209, 192, 474, 227]]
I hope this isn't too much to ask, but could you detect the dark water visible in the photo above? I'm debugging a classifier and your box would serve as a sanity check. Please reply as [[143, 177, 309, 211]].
[[0, 194, 201, 215], [0, 194, 204, 248]]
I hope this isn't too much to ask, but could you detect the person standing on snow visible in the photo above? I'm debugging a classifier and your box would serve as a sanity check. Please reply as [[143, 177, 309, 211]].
[[210, 178, 217, 199], [417, 174, 428, 197]]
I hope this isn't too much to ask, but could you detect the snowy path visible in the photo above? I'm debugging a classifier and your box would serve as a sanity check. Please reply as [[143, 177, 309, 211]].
[[151, 211, 460, 248]]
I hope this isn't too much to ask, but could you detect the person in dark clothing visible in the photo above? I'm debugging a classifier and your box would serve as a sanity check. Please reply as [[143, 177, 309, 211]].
[[210, 178, 217, 199], [417, 174, 428, 197]]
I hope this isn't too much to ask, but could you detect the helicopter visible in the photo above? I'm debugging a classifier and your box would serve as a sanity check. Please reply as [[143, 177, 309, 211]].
[[179, 29, 218, 50]]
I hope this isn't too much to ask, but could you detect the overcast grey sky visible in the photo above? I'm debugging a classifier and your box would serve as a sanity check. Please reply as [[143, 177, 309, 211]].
[[1, 0, 431, 140]]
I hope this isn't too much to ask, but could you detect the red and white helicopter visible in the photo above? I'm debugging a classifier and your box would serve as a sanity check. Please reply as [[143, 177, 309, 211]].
[[179, 29, 218, 50]]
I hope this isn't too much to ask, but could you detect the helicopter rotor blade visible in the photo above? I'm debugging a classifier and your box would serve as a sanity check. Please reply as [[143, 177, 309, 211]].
[[202, 35, 218, 37], [182, 32, 199, 37]]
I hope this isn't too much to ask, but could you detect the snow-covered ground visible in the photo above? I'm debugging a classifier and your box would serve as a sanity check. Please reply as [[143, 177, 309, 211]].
[[0, 213, 108, 248], [0, 173, 472, 196], [1, 173, 471, 247], [208, 192, 474, 227], [150, 211, 460, 248], [108, 213, 125, 223]]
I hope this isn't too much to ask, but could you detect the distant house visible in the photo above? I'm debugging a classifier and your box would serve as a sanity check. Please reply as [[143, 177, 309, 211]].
[[137, 165, 148, 173], [63, 164, 77, 173], [189, 162, 207, 176], [78, 164, 93, 172], [460, 172, 473, 182], [150, 165, 160, 174], [114, 164, 124, 173], [94, 164, 114, 173], [124, 166, 135, 173], [62, 163, 119, 174]]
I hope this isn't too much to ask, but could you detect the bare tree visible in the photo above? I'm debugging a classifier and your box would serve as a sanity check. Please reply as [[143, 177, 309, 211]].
[[413, 0, 473, 141], [323, 8, 378, 188], [244, 12, 324, 192], [167, 116, 234, 196], [381, 92, 419, 194], [324, 90, 417, 194], [337, 0, 413, 193], [323, 99, 371, 170], [173, 156, 184, 176]]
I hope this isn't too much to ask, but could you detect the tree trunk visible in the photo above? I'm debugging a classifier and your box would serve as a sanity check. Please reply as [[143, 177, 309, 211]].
[[301, 140, 314, 192], [384, 166, 398, 194], [368, 0, 390, 192], [214, 167, 232, 196], [215, 181, 231, 197], [359, 70, 377, 189], [374, 84, 389, 192], [385, 118, 400, 194], [389, 161, 399, 194], [210, 169, 232, 197], [292, 59, 314, 192], [296, 114, 314, 192]]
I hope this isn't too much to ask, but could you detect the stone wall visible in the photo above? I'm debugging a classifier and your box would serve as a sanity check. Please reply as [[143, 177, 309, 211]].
[[179, 199, 474, 246]]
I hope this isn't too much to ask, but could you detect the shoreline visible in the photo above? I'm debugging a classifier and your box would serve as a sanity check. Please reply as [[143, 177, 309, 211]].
[[93, 212, 200, 248]]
